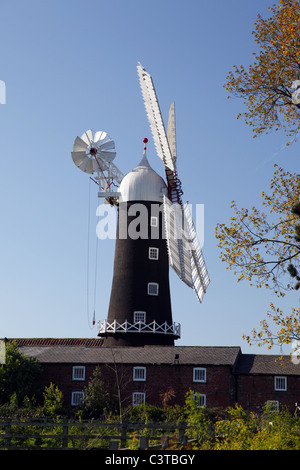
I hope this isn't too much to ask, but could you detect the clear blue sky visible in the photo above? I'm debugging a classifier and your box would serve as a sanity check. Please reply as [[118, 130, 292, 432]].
[[0, 0, 299, 355]]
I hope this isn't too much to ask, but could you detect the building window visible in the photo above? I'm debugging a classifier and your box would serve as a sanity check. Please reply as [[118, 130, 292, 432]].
[[150, 216, 158, 227], [193, 367, 206, 383], [266, 400, 279, 412], [194, 393, 206, 408], [134, 311, 146, 323], [148, 282, 159, 296], [149, 247, 159, 260], [71, 391, 84, 406], [72, 366, 85, 381], [132, 392, 146, 406], [274, 376, 287, 391], [133, 366, 146, 381]]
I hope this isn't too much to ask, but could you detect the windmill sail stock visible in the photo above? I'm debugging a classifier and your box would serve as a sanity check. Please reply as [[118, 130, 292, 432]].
[[137, 62, 210, 303]]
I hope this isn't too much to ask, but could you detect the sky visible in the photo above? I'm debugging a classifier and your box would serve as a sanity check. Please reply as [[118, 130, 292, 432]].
[[0, 0, 299, 356]]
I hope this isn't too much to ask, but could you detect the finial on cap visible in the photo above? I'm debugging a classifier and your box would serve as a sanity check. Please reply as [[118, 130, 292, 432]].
[[143, 137, 148, 149]]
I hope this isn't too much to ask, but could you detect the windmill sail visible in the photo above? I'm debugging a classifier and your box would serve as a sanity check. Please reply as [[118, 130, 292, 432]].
[[167, 102, 177, 165], [163, 196, 193, 288], [137, 62, 175, 172], [137, 61, 210, 303], [183, 203, 210, 302]]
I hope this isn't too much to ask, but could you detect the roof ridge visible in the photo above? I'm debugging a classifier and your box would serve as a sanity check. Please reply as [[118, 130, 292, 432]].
[[8, 338, 104, 347]]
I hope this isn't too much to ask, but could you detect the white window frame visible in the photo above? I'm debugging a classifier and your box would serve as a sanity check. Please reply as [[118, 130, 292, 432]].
[[133, 366, 146, 381], [266, 400, 279, 412], [134, 311, 146, 323], [194, 393, 206, 408], [193, 367, 206, 383], [274, 376, 287, 391], [149, 247, 159, 260], [72, 366, 85, 381], [150, 216, 158, 227], [132, 392, 146, 406], [71, 391, 84, 406], [148, 282, 159, 296]]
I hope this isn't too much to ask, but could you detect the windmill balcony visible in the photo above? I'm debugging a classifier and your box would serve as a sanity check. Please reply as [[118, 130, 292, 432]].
[[97, 319, 181, 339]]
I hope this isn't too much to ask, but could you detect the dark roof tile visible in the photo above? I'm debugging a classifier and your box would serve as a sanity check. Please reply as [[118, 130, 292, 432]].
[[8, 338, 104, 347], [234, 353, 300, 375], [13, 341, 241, 366]]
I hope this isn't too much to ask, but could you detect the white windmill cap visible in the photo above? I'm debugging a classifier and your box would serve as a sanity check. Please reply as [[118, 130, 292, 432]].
[[118, 138, 168, 203]]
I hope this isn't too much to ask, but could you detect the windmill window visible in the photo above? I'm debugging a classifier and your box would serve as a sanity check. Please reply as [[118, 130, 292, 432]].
[[150, 216, 158, 227], [149, 247, 159, 260], [132, 392, 146, 406], [72, 366, 85, 381], [134, 311, 146, 323], [274, 376, 287, 391], [71, 391, 84, 406], [148, 282, 159, 295], [133, 366, 146, 381], [193, 367, 206, 383]]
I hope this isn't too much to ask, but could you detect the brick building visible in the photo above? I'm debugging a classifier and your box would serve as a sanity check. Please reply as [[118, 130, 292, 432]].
[[10, 338, 300, 414]]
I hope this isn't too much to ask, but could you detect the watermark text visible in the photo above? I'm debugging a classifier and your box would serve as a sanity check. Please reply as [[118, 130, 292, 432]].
[[95, 202, 205, 248]]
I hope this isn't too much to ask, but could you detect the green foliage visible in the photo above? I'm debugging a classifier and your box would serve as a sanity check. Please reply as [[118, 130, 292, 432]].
[[183, 391, 221, 449], [124, 403, 167, 423], [0, 346, 300, 450], [0, 341, 42, 405], [43, 383, 65, 417], [81, 366, 110, 418], [214, 405, 258, 450], [175, 398, 300, 450], [164, 404, 186, 423], [1, 391, 300, 449]]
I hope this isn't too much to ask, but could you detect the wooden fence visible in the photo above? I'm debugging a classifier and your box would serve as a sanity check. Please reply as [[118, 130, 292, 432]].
[[0, 418, 188, 450]]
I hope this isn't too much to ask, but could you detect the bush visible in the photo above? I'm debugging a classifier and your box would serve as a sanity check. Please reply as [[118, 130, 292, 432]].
[[43, 383, 65, 417], [0, 342, 42, 405], [124, 403, 167, 423], [81, 366, 110, 419]]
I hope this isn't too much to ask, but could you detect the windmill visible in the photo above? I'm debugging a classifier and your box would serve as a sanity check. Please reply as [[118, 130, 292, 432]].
[[137, 62, 210, 303], [292, 80, 300, 106], [71, 63, 210, 347]]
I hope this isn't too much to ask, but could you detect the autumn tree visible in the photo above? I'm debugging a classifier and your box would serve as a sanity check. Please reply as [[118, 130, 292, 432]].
[[224, 0, 300, 139], [215, 165, 300, 350], [216, 165, 300, 292]]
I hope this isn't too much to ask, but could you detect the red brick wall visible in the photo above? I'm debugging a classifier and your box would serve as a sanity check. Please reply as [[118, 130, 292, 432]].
[[38, 363, 300, 413], [39, 362, 236, 410], [236, 374, 300, 413]]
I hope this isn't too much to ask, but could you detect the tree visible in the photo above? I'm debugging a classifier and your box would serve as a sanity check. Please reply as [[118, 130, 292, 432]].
[[215, 165, 300, 350], [183, 391, 216, 448], [159, 387, 176, 409], [224, 0, 300, 140], [82, 366, 110, 418], [215, 165, 300, 293], [0, 341, 42, 405], [105, 350, 133, 423], [43, 383, 65, 417], [214, 405, 258, 450]]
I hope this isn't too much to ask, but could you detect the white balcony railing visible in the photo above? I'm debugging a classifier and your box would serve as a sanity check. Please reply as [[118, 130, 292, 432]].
[[97, 319, 181, 338]]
